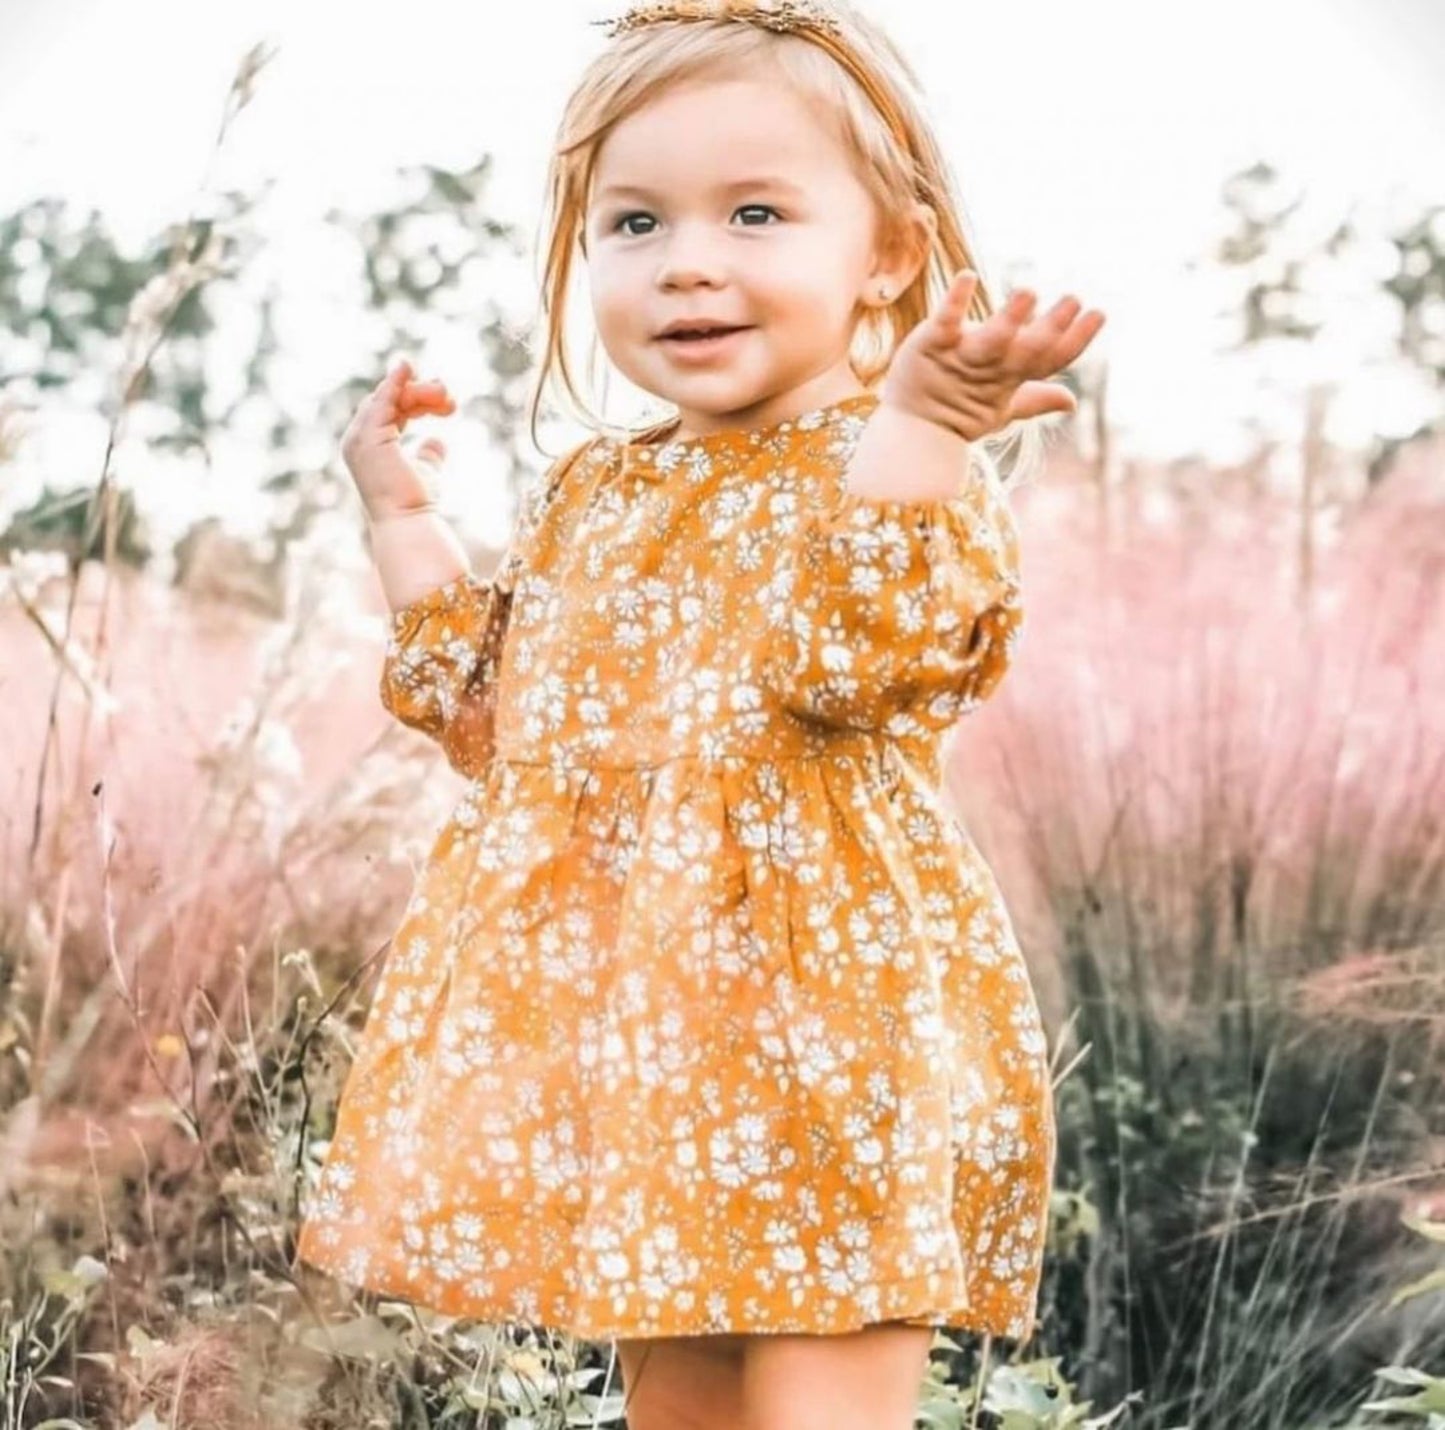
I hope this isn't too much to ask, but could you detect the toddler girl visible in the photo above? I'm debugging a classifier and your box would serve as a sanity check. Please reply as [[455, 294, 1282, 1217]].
[[296, 1, 1104, 1424]]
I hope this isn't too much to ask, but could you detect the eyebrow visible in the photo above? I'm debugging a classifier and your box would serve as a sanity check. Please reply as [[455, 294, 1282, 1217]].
[[593, 176, 807, 203]]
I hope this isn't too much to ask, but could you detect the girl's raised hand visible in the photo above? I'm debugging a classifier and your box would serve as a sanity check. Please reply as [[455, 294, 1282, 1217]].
[[339, 358, 458, 520], [880, 271, 1106, 442]]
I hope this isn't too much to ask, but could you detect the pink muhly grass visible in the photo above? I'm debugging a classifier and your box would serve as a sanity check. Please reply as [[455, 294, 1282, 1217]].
[[1, 558, 469, 1186], [947, 452, 1445, 1025]]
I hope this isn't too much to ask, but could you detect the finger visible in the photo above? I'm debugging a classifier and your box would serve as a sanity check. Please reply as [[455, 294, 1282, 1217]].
[[1006, 380, 1078, 423], [359, 389, 401, 435], [373, 358, 412, 401], [977, 293, 1083, 378], [363, 359, 413, 425], [931, 270, 978, 347], [941, 269, 977, 322], [1051, 308, 1108, 367], [1075, 307, 1108, 342], [414, 437, 448, 467], [398, 398, 457, 425], [968, 288, 1034, 365], [997, 297, 1104, 383], [386, 379, 413, 433], [399, 381, 456, 414], [1046, 294, 1083, 329], [1008, 307, 1083, 376]]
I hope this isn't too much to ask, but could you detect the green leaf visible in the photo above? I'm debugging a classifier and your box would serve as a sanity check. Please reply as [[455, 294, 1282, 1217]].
[[916, 1404, 967, 1429]]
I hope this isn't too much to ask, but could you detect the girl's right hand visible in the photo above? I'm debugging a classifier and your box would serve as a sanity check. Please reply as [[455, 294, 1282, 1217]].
[[340, 358, 457, 520]]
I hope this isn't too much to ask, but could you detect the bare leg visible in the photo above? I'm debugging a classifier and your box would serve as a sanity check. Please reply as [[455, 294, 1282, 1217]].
[[613, 1333, 748, 1430], [741, 1320, 934, 1430]]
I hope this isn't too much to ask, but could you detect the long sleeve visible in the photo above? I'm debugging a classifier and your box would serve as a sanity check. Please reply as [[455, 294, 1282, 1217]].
[[379, 573, 508, 778], [377, 439, 589, 777], [761, 461, 1024, 737]]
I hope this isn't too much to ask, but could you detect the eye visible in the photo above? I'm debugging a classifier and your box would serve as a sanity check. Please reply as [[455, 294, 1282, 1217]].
[[614, 211, 656, 237], [612, 210, 653, 236], [611, 204, 784, 237]]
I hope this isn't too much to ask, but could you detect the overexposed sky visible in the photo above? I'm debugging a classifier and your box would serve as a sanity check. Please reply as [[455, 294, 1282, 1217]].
[[1, 0, 1443, 548]]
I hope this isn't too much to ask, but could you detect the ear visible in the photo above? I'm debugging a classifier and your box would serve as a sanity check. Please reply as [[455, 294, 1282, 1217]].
[[866, 201, 937, 307]]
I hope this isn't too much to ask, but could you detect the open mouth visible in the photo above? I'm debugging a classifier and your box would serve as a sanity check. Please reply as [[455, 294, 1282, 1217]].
[[659, 325, 752, 344]]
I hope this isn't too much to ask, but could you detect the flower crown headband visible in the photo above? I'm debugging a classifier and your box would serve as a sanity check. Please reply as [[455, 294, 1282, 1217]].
[[593, 0, 841, 38], [589, 0, 911, 151]]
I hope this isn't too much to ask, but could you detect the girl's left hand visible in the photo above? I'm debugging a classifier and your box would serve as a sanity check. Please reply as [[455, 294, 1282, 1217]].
[[880, 271, 1107, 442]]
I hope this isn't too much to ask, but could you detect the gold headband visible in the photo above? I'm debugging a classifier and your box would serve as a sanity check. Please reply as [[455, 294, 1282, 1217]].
[[591, 1, 843, 40], [588, 1, 910, 151]]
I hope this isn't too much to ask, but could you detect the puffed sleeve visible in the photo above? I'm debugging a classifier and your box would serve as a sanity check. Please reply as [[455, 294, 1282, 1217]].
[[379, 573, 507, 779], [377, 439, 589, 777], [761, 461, 1024, 736]]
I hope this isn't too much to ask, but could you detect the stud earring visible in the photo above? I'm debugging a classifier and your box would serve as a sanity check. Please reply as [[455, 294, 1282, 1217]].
[[878, 285, 891, 303]]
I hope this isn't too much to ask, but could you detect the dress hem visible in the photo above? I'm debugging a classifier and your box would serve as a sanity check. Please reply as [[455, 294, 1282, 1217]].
[[294, 1239, 1035, 1345]]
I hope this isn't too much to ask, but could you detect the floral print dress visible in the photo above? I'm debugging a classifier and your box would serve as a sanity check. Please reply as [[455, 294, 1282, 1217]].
[[295, 391, 1057, 1342]]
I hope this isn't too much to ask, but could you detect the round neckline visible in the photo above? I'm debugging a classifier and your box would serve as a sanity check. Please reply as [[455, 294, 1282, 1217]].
[[617, 391, 880, 458]]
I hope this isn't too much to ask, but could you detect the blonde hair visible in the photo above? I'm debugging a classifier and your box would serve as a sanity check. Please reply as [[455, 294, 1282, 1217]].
[[525, 0, 1047, 488]]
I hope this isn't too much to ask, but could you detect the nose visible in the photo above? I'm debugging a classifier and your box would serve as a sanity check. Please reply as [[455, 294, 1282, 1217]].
[[655, 222, 727, 291]]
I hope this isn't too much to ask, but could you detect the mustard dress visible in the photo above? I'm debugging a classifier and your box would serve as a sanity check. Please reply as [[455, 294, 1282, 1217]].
[[295, 391, 1057, 1342]]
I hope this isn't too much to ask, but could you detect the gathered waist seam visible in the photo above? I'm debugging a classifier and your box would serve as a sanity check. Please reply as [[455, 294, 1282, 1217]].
[[469, 739, 908, 781]]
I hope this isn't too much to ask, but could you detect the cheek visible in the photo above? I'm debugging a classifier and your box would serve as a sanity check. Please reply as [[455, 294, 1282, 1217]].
[[753, 263, 854, 327], [589, 257, 645, 323], [758, 239, 854, 294], [586, 267, 626, 336]]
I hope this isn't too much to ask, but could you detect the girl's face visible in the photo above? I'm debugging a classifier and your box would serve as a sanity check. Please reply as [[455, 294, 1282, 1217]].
[[584, 74, 913, 439]]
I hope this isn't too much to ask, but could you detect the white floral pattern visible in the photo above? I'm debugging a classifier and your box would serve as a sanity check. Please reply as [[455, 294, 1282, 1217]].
[[295, 392, 1057, 1342]]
